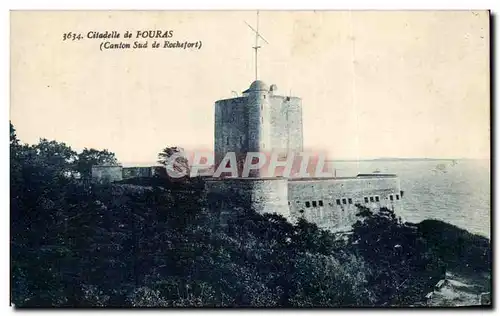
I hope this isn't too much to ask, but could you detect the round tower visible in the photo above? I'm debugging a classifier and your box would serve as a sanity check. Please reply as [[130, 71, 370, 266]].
[[244, 80, 271, 177]]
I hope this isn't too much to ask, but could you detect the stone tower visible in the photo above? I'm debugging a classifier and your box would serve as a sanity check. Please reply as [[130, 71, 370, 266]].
[[214, 80, 304, 177], [209, 79, 405, 226]]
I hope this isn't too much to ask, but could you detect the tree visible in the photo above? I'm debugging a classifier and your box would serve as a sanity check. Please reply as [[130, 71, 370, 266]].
[[21, 138, 78, 181], [10, 121, 19, 146], [350, 205, 443, 305], [10, 125, 77, 181], [287, 253, 373, 307], [10, 132, 81, 306], [76, 148, 118, 179], [10, 122, 23, 188], [417, 219, 491, 274], [157, 146, 189, 178]]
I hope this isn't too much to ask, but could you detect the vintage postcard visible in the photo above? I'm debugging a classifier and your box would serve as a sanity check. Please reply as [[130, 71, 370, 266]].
[[10, 10, 491, 307]]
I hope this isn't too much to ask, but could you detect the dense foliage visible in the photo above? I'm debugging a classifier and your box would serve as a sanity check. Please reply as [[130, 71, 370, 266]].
[[417, 219, 491, 275], [10, 123, 491, 307]]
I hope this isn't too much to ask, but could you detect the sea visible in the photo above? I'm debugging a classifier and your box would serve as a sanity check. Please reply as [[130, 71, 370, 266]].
[[328, 159, 491, 239]]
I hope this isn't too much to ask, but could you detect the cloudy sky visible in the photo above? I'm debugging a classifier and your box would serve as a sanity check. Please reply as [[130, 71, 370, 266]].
[[11, 11, 490, 163]]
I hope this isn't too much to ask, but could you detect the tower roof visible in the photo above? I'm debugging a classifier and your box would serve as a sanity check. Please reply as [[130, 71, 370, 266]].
[[243, 80, 269, 93]]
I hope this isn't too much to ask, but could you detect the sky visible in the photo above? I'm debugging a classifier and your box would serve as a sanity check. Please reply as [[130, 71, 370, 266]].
[[10, 11, 490, 163]]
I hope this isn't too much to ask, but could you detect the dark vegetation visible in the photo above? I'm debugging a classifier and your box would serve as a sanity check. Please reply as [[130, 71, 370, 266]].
[[416, 219, 491, 276], [10, 123, 491, 307]]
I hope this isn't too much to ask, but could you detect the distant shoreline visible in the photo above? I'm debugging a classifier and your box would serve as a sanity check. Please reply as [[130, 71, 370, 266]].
[[326, 158, 487, 163]]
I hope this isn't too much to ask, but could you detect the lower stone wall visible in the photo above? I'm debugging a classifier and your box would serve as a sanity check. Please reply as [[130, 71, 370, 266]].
[[123, 167, 153, 179], [91, 165, 123, 183], [288, 176, 403, 232], [205, 178, 290, 219], [205, 175, 404, 233]]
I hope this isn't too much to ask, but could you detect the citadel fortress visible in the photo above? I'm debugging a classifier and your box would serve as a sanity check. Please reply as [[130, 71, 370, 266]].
[[205, 79, 404, 232], [92, 13, 404, 232], [92, 79, 404, 233]]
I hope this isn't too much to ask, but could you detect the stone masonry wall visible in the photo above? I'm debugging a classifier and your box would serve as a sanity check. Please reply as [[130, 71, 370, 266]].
[[269, 95, 303, 152], [288, 176, 403, 232], [205, 178, 290, 218], [214, 97, 249, 167], [91, 165, 123, 183], [214, 91, 303, 177], [123, 167, 153, 179]]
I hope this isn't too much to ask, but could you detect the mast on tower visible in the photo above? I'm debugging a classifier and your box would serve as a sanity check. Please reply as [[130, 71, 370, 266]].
[[244, 11, 269, 81]]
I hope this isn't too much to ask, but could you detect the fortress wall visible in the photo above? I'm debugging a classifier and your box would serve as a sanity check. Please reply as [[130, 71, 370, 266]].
[[123, 167, 153, 179], [205, 178, 290, 219], [205, 175, 403, 233], [288, 176, 403, 232], [250, 178, 290, 218], [214, 97, 249, 166], [269, 96, 303, 152], [91, 165, 123, 183]]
